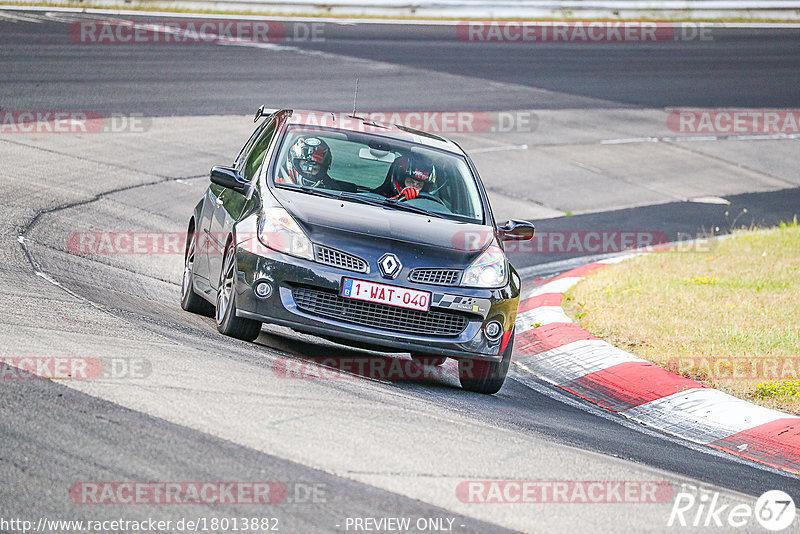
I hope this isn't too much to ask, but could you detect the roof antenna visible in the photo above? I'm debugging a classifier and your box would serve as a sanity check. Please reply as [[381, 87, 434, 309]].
[[351, 78, 360, 119]]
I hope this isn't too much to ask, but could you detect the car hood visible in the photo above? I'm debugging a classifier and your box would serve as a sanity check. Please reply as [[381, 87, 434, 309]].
[[272, 188, 496, 267]]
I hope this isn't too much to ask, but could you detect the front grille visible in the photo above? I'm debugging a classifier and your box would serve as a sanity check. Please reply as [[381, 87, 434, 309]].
[[292, 287, 469, 337], [314, 245, 368, 273], [408, 268, 462, 286]]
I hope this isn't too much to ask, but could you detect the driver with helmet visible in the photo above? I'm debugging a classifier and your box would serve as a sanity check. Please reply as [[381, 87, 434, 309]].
[[387, 154, 436, 201], [278, 136, 337, 188]]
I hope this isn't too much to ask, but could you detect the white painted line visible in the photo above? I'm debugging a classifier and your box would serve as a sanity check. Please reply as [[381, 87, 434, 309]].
[[217, 40, 299, 51], [35, 271, 63, 288], [516, 339, 640, 384], [731, 133, 800, 141], [689, 196, 730, 205], [572, 161, 604, 174], [117, 21, 301, 52], [596, 254, 640, 265], [3, 6, 799, 27], [624, 388, 788, 444], [674, 133, 800, 142], [41, 11, 132, 24], [515, 306, 571, 333], [0, 5, 464, 24], [0, 11, 45, 22], [600, 137, 660, 145], [669, 135, 729, 142], [471, 144, 528, 154], [520, 276, 582, 300], [601, 133, 800, 145]]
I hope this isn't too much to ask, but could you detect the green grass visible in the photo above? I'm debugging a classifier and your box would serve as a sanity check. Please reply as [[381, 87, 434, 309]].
[[565, 219, 800, 414]]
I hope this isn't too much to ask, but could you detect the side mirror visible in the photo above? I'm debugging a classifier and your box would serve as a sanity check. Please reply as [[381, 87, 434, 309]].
[[210, 166, 248, 194], [498, 219, 535, 241]]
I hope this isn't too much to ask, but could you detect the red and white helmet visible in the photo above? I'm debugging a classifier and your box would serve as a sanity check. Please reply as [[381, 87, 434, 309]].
[[286, 137, 332, 185]]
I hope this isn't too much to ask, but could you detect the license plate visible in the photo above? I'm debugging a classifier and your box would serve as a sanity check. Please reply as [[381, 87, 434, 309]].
[[341, 278, 430, 312]]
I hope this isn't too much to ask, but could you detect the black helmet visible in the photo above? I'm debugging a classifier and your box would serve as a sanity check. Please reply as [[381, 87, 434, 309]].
[[395, 153, 436, 189]]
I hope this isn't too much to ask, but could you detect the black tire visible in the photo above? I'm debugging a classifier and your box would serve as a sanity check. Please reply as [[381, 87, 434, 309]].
[[215, 243, 262, 342], [410, 354, 447, 367], [180, 228, 214, 316], [458, 330, 514, 395]]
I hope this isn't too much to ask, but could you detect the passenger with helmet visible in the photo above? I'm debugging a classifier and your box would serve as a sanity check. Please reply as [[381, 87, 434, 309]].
[[278, 136, 337, 188], [385, 153, 436, 201]]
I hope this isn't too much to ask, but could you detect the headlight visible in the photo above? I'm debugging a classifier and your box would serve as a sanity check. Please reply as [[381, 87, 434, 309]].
[[461, 246, 507, 288], [258, 208, 314, 260]]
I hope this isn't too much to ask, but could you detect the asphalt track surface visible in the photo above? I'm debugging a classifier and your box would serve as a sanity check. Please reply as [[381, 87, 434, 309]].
[[2, 16, 800, 115], [2, 10, 800, 534]]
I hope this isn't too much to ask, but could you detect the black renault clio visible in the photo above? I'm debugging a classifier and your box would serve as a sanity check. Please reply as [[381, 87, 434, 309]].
[[181, 108, 534, 394]]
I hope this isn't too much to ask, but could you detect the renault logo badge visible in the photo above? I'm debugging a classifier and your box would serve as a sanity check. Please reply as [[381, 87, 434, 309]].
[[378, 253, 402, 279]]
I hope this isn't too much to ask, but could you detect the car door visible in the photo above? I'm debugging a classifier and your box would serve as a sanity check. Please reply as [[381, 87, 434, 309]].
[[197, 117, 273, 284], [208, 118, 278, 289]]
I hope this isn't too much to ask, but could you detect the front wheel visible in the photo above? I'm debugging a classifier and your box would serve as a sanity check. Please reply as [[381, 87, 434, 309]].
[[216, 243, 262, 342], [458, 331, 514, 395]]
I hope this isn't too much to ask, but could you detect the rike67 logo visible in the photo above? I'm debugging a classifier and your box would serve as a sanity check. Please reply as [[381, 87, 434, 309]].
[[668, 487, 796, 531]]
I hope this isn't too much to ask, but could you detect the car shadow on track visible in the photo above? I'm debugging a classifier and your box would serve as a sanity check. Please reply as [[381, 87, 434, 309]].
[[253, 327, 464, 392]]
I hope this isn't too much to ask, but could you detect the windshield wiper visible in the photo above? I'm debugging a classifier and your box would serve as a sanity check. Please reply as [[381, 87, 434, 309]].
[[376, 197, 447, 219], [335, 192, 443, 218], [337, 191, 393, 208], [338, 192, 446, 219], [278, 184, 343, 200]]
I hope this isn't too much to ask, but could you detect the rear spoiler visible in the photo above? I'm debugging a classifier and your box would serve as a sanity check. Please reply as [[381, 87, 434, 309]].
[[254, 106, 281, 123]]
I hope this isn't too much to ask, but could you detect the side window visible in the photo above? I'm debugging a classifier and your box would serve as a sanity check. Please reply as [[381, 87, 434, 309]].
[[234, 121, 268, 168], [241, 121, 277, 182]]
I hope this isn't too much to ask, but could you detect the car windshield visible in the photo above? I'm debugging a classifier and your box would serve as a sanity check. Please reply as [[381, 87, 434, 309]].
[[271, 124, 485, 224]]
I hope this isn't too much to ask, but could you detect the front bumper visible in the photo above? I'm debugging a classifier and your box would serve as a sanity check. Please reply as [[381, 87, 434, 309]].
[[233, 240, 520, 361]]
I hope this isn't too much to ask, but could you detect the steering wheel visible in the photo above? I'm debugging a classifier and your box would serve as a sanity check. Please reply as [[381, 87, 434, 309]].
[[399, 192, 448, 207]]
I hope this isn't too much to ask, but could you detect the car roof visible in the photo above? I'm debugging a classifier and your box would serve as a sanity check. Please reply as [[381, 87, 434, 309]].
[[281, 109, 467, 155]]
